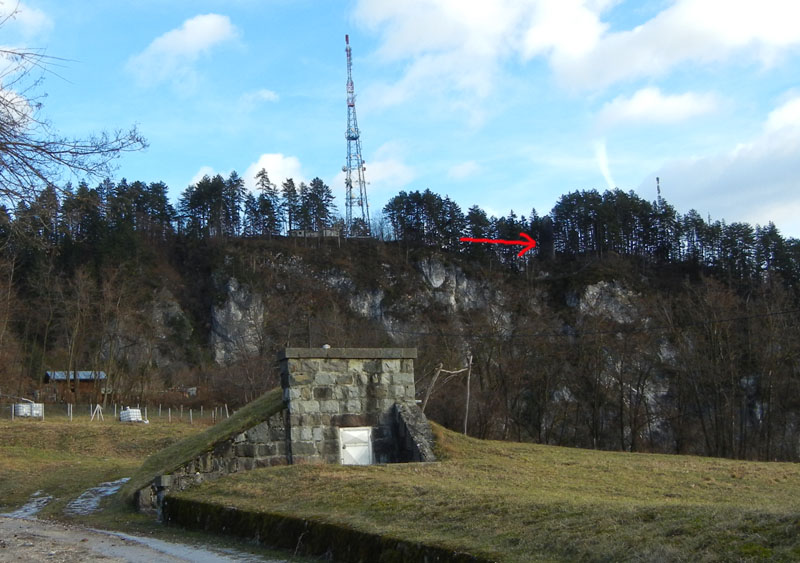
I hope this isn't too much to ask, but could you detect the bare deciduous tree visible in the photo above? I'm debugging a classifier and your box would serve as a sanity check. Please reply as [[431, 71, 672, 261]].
[[0, 8, 146, 207]]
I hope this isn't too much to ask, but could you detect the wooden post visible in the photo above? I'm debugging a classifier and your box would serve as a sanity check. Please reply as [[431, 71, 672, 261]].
[[90, 404, 104, 422], [114, 403, 117, 417], [180, 405, 183, 419], [421, 363, 443, 413], [190, 409, 193, 425], [159, 404, 162, 417], [464, 355, 473, 436], [144, 406, 148, 420], [225, 404, 229, 418], [168, 407, 171, 423], [200, 405, 203, 417]]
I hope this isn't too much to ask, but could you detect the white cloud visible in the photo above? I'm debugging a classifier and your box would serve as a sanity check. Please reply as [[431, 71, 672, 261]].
[[356, 0, 800, 108], [448, 160, 480, 180], [355, 0, 535, 110], [240, 89, 279, 106], [555, 0, 800, 89], [645, 95, 800, 235], [244, 153, 306, 192], [364, 142, 415, 192], [352, 0, 619, 110], [15, 3, 52, 37], [362, 157, 415, 193], [598, 87, 719, 127], [330, 141, 415, 202], [0, 2, 53, 38], [765, 96, 800, 132], [126, 14, 238, 89], [189, 165, 216, 186], [0, 84, 36, 127], [521, 0, 610, 60], [594, 139, 615, 189]]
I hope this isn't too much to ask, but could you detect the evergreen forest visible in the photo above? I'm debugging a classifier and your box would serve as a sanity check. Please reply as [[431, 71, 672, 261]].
[[2, 169, 800, 462]]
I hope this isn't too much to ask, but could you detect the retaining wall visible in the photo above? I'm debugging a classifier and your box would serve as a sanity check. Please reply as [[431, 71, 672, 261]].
[[163, 496, 496, 563], [136, 348, 434, 512]]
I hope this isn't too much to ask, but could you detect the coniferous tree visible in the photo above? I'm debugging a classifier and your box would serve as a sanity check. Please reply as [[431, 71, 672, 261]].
[[242, 192, 260, 236], [224, 172, 245, 237], [439, 196, 465, 252], [296, 182, 312, 230], [144, 181, 175, 240], [383, 191, 409, 241], [464, 205, 491, 259], [281, 178, 300, 233], [307, 177, 336, 231], [465, 205, 490, 238], [255, 168, 282, 237]]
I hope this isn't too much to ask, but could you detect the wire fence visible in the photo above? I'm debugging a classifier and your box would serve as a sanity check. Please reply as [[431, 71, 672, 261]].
[[0, 401, 231, 424]]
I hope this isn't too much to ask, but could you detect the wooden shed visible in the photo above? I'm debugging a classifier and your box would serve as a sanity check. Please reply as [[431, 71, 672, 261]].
[[44, 370, 107, 400]]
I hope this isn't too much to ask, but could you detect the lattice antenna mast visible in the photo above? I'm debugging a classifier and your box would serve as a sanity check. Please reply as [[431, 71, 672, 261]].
[[343, 34, 371, 236]]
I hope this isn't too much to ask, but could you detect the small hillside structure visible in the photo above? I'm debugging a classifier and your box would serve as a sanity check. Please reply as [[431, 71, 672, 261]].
[[288, 227, 341, 238], [132, 347, 435, 511], [43, 370, 107, 400]]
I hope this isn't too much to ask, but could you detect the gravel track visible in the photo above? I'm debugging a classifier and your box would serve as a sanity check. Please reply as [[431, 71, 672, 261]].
[[0, 516, 283, 562]]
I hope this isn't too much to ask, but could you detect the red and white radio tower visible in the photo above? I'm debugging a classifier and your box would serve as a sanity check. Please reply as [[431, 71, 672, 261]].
[[343, 34, 371, 237]]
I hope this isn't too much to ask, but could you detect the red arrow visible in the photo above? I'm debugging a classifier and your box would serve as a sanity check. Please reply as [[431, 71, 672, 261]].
[[459, 232, 537, 257]]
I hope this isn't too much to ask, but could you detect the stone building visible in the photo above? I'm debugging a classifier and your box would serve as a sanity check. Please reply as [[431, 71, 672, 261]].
[[134, 347, 435, 511]]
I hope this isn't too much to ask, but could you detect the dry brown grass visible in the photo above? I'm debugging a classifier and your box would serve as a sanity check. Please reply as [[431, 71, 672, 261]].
[[173, 424, 800, 562], [0, 417, 207, 516], [117, 387, 283, 503]]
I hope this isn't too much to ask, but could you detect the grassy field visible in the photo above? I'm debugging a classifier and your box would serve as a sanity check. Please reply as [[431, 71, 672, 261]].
[[3, 410, 800, 562], [0, 415, 209, 517], [172, 424, 800, 562], [117, 387, 283, 503], [0, 412, 314, 561]]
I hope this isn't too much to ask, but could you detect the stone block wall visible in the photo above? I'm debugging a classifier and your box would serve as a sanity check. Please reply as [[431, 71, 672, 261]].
[[394, 403, 437, 462], [137, 347, 433, 512], [136, 410, 288, 512], [279, 348, 419, 464]]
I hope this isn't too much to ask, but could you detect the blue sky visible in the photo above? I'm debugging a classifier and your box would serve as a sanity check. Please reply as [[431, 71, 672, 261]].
[[4, 0, 800, 236]]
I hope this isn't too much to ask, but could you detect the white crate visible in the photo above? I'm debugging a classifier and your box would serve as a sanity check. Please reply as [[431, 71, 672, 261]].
[[13, 403, 44, 418], [119, 408, 143, 422]]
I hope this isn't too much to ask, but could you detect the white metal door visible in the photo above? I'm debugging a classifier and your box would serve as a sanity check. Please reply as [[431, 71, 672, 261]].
[[339, 427, 373, 465]]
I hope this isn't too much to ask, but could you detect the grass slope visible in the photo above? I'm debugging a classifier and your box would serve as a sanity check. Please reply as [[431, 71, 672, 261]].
[[0, 417, 205, 516], [0, 409, 318, 562], [172, 424, 800, 562], [117, 387, 283, 503]]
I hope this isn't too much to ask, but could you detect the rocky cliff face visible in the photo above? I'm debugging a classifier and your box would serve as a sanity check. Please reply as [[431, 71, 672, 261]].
[[321, 256, 507, 344], [177, 250, 671, 451], [577, 281, 638, 324], [104, 287, 193, 373], [210, 277, 264, 365], [418, 256, 488, 311]]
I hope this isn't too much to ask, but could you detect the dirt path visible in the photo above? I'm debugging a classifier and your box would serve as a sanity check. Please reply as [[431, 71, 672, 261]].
[[0, 516, 283, 562]]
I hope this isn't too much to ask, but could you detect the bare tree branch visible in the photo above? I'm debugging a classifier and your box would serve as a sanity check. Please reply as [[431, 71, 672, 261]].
[[0, 17, 147, 207]]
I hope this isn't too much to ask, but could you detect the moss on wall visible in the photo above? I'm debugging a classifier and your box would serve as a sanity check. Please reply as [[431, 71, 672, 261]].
[[163, 496, 495, 563]]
